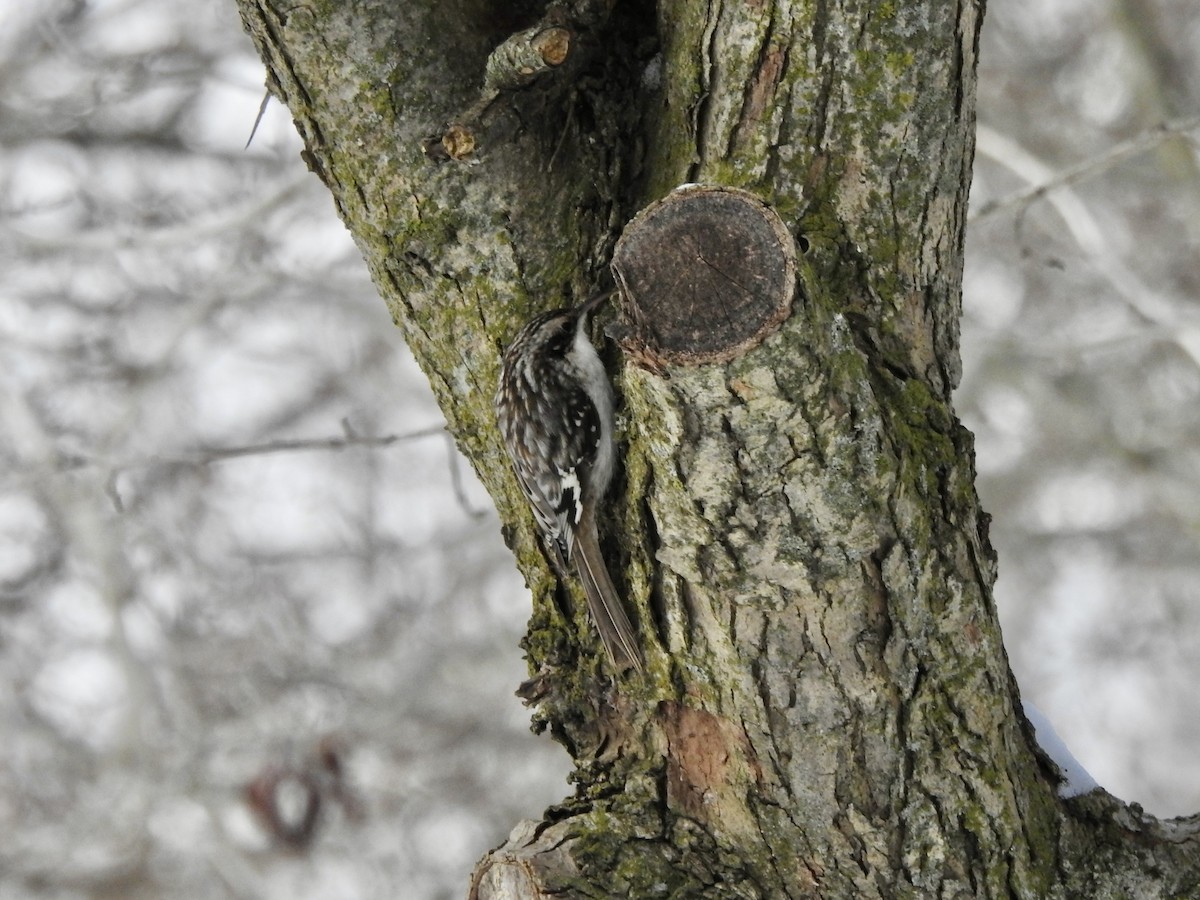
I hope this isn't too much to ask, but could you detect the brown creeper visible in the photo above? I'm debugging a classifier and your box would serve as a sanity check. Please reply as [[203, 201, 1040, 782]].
[[495, 292, 643, 672]]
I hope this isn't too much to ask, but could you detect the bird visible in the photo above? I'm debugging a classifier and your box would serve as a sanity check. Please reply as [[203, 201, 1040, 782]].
[[494, 292, 643, 672]]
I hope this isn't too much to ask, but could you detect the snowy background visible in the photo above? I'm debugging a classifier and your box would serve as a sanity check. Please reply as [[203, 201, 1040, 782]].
[[1, 0, 1198, 896]]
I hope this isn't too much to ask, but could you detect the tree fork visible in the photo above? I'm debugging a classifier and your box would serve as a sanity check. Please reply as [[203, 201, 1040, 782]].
[[236, 0, 1200, 896]]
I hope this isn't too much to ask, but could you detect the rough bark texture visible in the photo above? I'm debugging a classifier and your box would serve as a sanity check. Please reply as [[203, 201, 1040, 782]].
[[235, 0, 1200, 896]]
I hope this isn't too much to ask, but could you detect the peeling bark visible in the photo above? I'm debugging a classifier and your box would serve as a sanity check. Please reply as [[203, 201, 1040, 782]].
[[235, 0, 1200, 896]]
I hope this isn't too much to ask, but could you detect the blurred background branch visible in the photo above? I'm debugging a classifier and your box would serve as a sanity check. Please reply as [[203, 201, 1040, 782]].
[[972, 115, 1200, 222]]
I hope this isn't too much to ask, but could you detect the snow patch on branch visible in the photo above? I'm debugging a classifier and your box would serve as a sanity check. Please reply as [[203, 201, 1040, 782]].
[[1023, 701, 1100, 798]]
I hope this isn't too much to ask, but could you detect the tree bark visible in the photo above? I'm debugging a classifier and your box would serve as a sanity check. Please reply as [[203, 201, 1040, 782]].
[[235, 0, 1200, 896]]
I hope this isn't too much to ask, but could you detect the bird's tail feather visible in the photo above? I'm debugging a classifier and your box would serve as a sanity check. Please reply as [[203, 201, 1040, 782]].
[[573, 517, 643, 672]]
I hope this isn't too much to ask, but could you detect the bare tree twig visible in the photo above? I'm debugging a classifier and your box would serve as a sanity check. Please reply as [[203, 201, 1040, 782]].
[[2, 426, 450, 490], [187, 427, 448, 464], [245, 90, 274, 150], [971, 115, 1200, 222], [972, 123, 1192, 334], [443, 432, 489, 520]]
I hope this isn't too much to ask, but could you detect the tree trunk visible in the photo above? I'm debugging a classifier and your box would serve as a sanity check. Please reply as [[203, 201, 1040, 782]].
[[235, 0, 1200, 896]]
